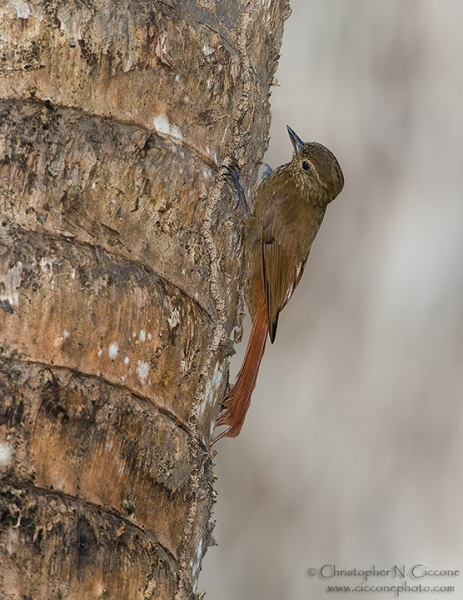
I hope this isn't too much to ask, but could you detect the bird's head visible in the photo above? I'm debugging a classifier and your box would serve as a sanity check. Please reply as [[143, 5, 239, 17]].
[[287, 125, 344, 207]]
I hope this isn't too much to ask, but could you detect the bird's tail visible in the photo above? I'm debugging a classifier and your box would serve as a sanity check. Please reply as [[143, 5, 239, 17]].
[[212, 298, 268, 443]]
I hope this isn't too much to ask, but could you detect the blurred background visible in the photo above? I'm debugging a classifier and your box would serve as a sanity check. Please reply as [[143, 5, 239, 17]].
[[202, 1, 463, 598]]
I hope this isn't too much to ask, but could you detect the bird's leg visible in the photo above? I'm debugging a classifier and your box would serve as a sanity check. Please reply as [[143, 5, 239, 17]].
[[223, 164, 250, 218]]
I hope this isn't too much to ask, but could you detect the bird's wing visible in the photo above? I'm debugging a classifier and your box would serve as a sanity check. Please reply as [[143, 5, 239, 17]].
[[261, 193, 305, 343]]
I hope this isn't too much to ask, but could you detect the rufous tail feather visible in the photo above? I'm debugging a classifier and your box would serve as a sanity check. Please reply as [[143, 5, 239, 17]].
[[212, 299, 268, 443]]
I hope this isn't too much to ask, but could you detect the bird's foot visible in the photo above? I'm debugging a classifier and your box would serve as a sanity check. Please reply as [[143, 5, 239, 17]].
[[223, 164, 250, 218], [261, 162, 273, 179]]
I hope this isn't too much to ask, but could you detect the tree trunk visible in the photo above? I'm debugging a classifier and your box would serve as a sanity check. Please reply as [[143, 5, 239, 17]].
[[0, 0, 289, 597]]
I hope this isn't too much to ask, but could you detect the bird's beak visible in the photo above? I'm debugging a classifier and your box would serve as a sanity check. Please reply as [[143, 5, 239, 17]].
[[287, 125, 305, 155]]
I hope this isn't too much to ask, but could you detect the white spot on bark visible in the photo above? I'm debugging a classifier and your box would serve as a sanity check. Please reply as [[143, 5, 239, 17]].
[[0, 261, 23, 310], [202, 44, 214, 57], [139, 329, 146, 342], [153, 114, 170, 135], [39, 257, 53, 273], [108, 342, 119, 360], [0, 442, 14, 467], [136, 360, 149, 384], [124, 356, 130, 365], [167, 308, 180, 328], [147, 333, 152, 340], [11, 0, 30, 19], [132, 286, 147, 309], [153, 114, 183, 142], [63, 330, 70, 339], [171, 124, 183, 141], [98, 349, 103, 357]]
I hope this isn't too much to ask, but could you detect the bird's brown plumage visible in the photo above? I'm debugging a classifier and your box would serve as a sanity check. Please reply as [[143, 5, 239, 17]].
[[213, 127, 344, 443]]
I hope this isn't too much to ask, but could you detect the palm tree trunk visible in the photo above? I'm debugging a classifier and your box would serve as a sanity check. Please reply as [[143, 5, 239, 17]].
[[0, 0, 290, 597]]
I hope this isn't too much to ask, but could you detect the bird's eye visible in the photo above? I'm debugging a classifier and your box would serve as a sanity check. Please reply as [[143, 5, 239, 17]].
[[301, 160, 312, 173]]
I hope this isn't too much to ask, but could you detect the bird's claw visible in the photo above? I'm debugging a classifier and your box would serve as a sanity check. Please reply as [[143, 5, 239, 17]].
[[223, 164, 250, 218], [261, 162, 273, 179]]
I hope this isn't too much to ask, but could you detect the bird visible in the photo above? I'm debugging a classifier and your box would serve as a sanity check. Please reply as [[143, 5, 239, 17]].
[[212, 126, 344, 443]]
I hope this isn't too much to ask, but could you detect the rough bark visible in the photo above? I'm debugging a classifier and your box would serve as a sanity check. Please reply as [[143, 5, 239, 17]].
[[0, 0, 290, 597]]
